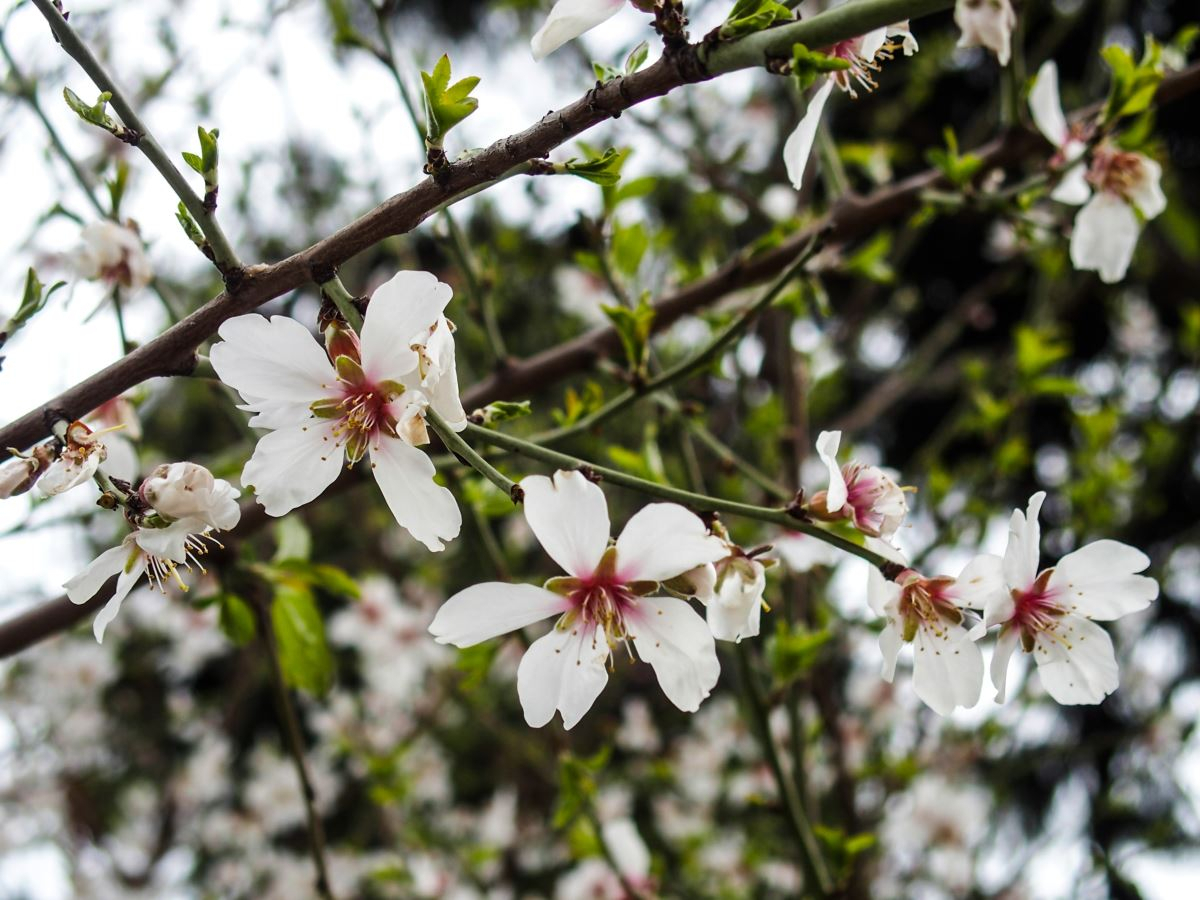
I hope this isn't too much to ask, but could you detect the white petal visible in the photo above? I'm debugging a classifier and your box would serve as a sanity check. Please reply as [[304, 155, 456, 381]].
[[429, 583, 568, 646], [614, 504, 725, 583], [629, 596, 720, 713], [101, 434, 139, 483], [601, 820, 651, 879], [783, 79, 835, 191], [92, 563, 146, 643], [815, 429, 847, 513], [1128, 156, 1166, 220], [242, 420, 344, 517], [858, 27, 889, 60], [530, 0, 625, 61], [774, 533, 842, 572], [423, 319, 467, 431], [1050, 151, 1092, 206], [1070, 193, 1140, 284], [521, 471, 610, 577], [210, 315, 335, 405], [1029, 60, 1068, 147], [135, 519, 202, 563], [879, 621, 903, 683], [867, 566, 900, 618], [64, 543, 136, 605], [1047, 540, 1157, 621], [36, 453, 101, 497], [911, 622, 983, 715], [705, 564, 765, 643], [989, 626, 1020, 703], [1002, 491, 1045, 591], [1033, 615, 1119, 705], [360, 271, 453, 383], [370, 438, 462, 552], [953, 553, 1006, 613], [516, 624, 610, 729]]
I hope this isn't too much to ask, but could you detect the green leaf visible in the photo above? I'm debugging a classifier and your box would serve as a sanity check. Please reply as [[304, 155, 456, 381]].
[[273, 516, 312, 563], [624, 40, 649, 75], [925, 127, 984, 189], [272, 558, 361, 599], [720, 0, 794, 41], [217, 593, 256, 646], [842, 232, 895, 284], [1100, 40, 1164, 126], [791, 43, 851, 91], [272, 582, 334, 696], [474, 400, 533, 426], [62, 87, 132, 141], [175, 201, 207, 252], [592, 60, 622, 83], [2, 268, 66, 346], [421, 54, 480, 147], [558, 147, 627, 186], [767, 621, 833, 683], [601, 294, 655, 374], [610, 221, 649, 277], [553, 749, 610, 829], [1014, 325, 1071, 379], [106, 160, 130, 219], [183, 126, 220, 197], [551, 382, 606, 428]]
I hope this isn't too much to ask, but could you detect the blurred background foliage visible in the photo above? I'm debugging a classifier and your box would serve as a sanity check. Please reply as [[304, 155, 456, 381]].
[[1, 0, 1199, 897]]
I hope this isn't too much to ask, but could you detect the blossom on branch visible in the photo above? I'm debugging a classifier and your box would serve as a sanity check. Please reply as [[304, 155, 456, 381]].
[[1030, 61, 1167, 284], [429, 470, 727, 729], [210, 271, 465, 552], [36, 420, 110, 497], [0, 456, 42, 499], [867, 567, 984, 715], [963, 492, 1159, 705], [676, 528, 772, 643], [954, 0, 1017, 66], [71, 220, 152, 292], [140, 462, 240, 530], [531, 0, 628, 61], [810, 430, 909, 541]]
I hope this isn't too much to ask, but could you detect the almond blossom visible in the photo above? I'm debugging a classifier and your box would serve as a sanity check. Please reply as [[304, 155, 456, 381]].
[[210, 270, 465, 552], [530, 0, 627, 61], [36, 420, 110, 497], [1030, 60, 1167, 283], [867, 566, 984, 715], [139, 462, 241, 530], [811, 430, 908, 541], [964, 492, 1159, 705], [954, 0, 1017, 66], [676, 529, 772, 643], [71, 220, 152, 292], [784, 13, 918, 189], [428, 470, 727, 729], [64, 471, 241, 642]]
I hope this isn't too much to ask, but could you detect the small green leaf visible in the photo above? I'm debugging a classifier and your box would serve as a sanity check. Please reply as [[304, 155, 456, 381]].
[[601, 294, 655, 374], [925, 127, 984, 189], [1100, 40, 1164, 126], [473, 400, 533, 426], [421, 54, 480, 148], [558, 147, 627, 186], [3, 268, 66, 346], [106, 160, 130, 219], [720, 0, 794, 41], [175, 202, 207, 252], [272, 582, 334, 696], [217, 593, 256, 646], [62, 88, 133, 141], [791, 43, 851, 91], [624, 40, 649, 75]]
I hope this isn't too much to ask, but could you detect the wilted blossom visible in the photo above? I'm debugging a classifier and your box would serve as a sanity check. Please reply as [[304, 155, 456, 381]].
[[868, 566, 984, 715], [0, 455, 43, 499], [965, 492, 1159, 704], [954, 0, 1017, 66], [1030, 60, 1167, 283], [429, 469, 727, 729], [784, 7, 918, 189], [530, 0, 628, 61], [810, 430, 909, 541], [72, 220, 152, 292], [36, 420, 109, 497], [210, 270, 466, 551]]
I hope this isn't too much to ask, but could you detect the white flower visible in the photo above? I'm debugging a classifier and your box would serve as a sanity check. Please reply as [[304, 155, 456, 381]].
[[140, 462, 240, 530], [36, 420, 108, 497], [210, 270, 464, 552], [64, 503, 239, 642], [429, 470, 727, 729], [531, 0, 627, 61], [813, 430, 908, 540], [1030, 60, 1167, 283], [72, 220, 152, 291], [954, 0, 1017, 66], [963, 492, 1159, 705], [0, 456, 41, 499], [680, 534, 769, 643], [867, 567, 984, 715], [783, 21, 918, 189]]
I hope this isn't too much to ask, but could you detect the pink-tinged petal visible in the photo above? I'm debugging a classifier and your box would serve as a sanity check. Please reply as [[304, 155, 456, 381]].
[[210, 315, 335, 405], [911, 622, 983, 715], [878, 621, 903, 683], [1002, 492, 1045, 591], [242, 420, 344, 517], [953, 553, 1006, 613], [1128, 155, 1166, 220], [521, 471, 610, 577], [628, 596, 720, 713], [1070, 193, 1140, 284], [370, 438, 462, 552], [64, 543, 136, 605], [530, 0, 625, 61], [614, 504, 725, 582], [92, 562, 146, 643], [429, 583, 569, 647], [816, 430, 847, 513], [516, 624, 610, 729], [1029, 60, 1068, 148], [783, 78, 835, 190], [1033, 615, 1118, 705], [989, 626, 1020, 703], [359, 271, 453, 383], [1047, 540, 1157, 621]]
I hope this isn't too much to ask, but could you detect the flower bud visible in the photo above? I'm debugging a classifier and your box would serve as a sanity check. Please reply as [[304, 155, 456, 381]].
[[0, 456, 41, 499], [140, 462, 239, 530]]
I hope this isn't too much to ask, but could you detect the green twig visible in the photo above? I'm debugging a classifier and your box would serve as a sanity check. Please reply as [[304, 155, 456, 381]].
[[427, 408, 519, 500], [318, 274, 364, 332]]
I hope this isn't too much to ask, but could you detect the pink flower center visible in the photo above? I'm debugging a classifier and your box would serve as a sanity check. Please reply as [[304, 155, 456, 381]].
[[569, 572, 638, 638], [1009, 569, 1065, 644], [1088, 147, 1147, 201], [897, 572, 962, 638]]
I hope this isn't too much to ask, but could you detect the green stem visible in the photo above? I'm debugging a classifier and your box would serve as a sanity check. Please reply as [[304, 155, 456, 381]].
[[110, 285, 130, 353], [734, 641, 833, 897], [29, 0, 242, 274], [463, 423, 895, 570], [427, 409, 518, 499], [318, 275, 364, 332]]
